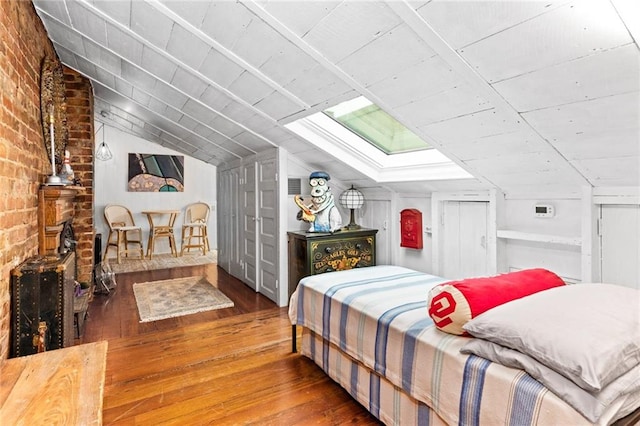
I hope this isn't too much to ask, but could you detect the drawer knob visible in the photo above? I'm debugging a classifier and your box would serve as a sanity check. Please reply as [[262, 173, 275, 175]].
[[324, 247, 333, 253], [355, 243, 362, 249]]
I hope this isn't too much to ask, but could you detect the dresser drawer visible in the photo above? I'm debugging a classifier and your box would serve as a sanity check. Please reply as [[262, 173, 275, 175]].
[[287, 228, 377, 298], [310, 236, 375, 274]]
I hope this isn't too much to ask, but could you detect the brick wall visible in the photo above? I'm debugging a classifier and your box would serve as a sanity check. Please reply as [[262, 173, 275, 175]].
[[64, 68, 95, 284], [0, 1, 94, 360]]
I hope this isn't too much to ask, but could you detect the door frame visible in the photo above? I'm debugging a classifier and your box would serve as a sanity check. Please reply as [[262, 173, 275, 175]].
[[584, 186, 640, 283], [431, 190, 498, 277]]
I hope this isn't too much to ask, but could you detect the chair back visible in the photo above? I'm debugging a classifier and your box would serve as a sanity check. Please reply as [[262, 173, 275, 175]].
[[104, 204, 136, 229], [185, 202, 210, 224]]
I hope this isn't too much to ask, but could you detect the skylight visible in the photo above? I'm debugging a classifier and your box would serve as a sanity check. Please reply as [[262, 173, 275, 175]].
[[284, 96, 473, 183], [323, 96, 431, 155]]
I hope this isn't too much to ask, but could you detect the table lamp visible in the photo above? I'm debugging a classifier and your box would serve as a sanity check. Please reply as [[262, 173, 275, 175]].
[[339, 185, 364, 230]]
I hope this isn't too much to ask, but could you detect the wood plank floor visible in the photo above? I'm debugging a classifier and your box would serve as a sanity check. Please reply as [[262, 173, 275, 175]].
[[77, 263, 381, 425]]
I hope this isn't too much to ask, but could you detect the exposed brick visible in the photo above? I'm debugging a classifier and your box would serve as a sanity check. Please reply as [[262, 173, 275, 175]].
[[0, 1, 95, 360]]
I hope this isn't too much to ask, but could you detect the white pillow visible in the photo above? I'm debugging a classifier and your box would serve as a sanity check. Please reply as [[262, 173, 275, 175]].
[[463, 283, 640, 392], [460, 338, 640, 423]]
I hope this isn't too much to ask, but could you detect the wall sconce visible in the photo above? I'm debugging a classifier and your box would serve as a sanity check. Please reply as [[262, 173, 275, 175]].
[[339, 185, 364, 230], [95, 123, 113, 161]]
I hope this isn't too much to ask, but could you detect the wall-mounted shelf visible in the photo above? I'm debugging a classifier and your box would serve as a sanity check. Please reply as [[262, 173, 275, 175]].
[[497, 230, 582, 247]]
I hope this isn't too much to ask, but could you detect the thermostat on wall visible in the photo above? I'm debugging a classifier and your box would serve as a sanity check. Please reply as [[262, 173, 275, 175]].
[[534, 204, 554, 218]]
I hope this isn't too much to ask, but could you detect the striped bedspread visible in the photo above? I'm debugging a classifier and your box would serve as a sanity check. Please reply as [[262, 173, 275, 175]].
[[289, 265, 593, 425]]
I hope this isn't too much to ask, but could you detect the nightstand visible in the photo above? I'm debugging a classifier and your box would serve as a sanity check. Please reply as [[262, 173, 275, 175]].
[[287, 228, 377, 298]]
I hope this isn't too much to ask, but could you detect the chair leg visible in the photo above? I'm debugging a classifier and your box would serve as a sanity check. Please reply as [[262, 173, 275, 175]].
[[147, 231, 154, 259], [180, 227, 187, 256], [116, 230, 123, 264], [203, 227, 210, 253], [169, 232, 177, 257], [138, 237, 145, 259], [103, 230, 114, 262]]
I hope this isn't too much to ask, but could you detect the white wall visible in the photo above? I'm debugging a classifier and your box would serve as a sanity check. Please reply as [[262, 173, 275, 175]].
[[500, 198, 582, 282], [94, 124, 217, 257]]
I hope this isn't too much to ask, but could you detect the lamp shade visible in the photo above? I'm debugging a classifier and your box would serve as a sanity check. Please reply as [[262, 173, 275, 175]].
[[339, 185, 364, 210], [95, 123, 113, 161], [95, 141, 113, 161]]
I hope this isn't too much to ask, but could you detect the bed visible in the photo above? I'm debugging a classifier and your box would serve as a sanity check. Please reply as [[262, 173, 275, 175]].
[[288, 265, 640, 425]]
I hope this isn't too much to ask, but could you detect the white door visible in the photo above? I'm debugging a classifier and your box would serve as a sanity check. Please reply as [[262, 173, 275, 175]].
[[442, 201, 489, 279], [228, 166, 243, 278], [361, 199, 391, 265], [257, 153, 278, 302], [600, 204, 640, 289], [242, 160, 257, 290], [217, 169, 230, 270]]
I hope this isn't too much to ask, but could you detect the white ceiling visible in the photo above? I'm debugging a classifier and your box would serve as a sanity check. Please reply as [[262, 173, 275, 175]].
[[33, 0, 640, 196]]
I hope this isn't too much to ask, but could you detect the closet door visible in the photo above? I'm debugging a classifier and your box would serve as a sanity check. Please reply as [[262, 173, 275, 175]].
[[257, 152, 278, 302], [228, 166, 243, 278], [217, 169, 230, 270], [600, 204, 640, 289], [361, 199, 391, 264], [442, 201, 489, 279], [242, 160, 257, 291], [218, 166, 242, 277]]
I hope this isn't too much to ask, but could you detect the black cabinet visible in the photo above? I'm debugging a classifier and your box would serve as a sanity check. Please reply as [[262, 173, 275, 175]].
[[10, 252, 76, 357], [287, 228, 377, 298]]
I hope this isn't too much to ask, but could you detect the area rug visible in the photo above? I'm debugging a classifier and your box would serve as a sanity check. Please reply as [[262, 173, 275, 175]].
[[110, 250, 217, 274], [133, 276, 234, 323]]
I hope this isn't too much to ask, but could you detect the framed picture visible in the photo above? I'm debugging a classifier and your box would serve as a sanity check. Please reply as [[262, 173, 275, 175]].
[[128, 153, 184, 192]]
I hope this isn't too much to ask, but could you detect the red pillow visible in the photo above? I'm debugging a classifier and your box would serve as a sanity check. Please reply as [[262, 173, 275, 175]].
[[427, 268, 565, 335]]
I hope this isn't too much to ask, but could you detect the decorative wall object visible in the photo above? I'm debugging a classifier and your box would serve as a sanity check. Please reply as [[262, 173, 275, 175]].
[[128, 153, 184, 192], [400, 208, 423, 249], [40, 57, 69, 173]]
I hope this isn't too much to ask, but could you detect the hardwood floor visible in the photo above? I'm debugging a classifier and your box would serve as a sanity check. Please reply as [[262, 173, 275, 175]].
[[77, 263, 381, 425]]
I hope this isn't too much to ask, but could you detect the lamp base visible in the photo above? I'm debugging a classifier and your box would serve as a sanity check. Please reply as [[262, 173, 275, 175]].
[[342, 208, 360, 231], [342, 223, 361, 231]]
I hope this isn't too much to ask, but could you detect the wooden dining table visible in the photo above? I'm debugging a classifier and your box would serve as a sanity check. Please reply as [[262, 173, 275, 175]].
[[142, 210, 180, 258]]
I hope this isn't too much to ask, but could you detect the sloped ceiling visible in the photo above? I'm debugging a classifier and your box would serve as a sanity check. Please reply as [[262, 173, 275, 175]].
[[32, 0, 639, 196]]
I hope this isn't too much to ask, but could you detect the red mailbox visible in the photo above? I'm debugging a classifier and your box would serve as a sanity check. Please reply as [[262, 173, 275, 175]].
[[400, 208, 423, 249]]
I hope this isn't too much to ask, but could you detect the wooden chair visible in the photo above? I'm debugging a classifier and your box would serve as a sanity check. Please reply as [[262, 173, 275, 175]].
[[103, 204, 144, 264], [180, 202, 210, 256]]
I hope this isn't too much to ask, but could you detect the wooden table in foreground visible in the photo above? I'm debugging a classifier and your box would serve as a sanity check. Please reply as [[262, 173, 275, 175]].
[[0, 341, 108, 425]]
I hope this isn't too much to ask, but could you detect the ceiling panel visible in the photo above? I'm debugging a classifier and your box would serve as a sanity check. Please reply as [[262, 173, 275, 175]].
[[92, 1, 131, 27], [67, 2, 107, 45], [522, 91, 640, 161], [105, 23, 143, 64], [417, 0, 569, 50], [198, 49, 245, 88], [302, 1, 401, 63], [140, 46, 177, 81], [166, 23, 211, 69], [199, 1, 254, 49], [394, 83, 491, 128], [493, 44, 640, 112], [366, 55, 463, 108], [338, 24, 436, 88], [458, 1, 632, 83], [130, 1, 174, 49], [261, 1, 341, 38]]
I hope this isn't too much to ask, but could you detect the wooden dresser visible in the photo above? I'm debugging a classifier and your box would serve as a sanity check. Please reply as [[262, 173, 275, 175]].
[[287, 228, 377, 298]]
